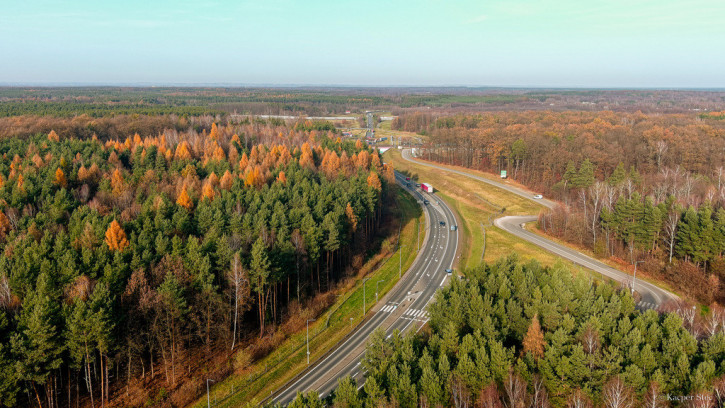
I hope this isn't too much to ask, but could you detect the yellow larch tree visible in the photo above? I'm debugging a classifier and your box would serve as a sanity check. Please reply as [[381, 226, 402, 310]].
[[209, 123, 219, 140], [367, 171, 381, 191], [201, 182, 215, 201], [219, 170, 233, 190], [54, 168, 67, 188], [177, 188, 193, 210], [523, 314, 545, 359], [345, 202, 358, 231], [175, 141, 192, 160], [105, 220, 129, 251], [239, 152, 249, 169], [77, 165, 89, 182], [277, 171, 287, 185], [48, 130, 60, 142], [111, 168, 124, 195]]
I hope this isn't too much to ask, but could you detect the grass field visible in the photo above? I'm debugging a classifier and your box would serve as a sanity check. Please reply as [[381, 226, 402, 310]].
[[193, 187, 425, 407], [384, 148, 580, 272]]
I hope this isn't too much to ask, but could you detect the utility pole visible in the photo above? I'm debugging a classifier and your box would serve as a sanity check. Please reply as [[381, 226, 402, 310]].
[[376, 280, 384, 303], [207, 379, 215, 408], [632, 260, 644, 296], [399, 244, 407, 279]]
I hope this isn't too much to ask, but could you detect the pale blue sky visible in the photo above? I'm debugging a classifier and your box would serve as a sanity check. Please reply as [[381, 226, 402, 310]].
[[0, 0, 723, 87]]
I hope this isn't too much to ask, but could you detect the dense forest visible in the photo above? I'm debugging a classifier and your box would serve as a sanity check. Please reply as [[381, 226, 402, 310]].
[[282, 256, 725, 407], [3, 88, 724, 119], [394, 111, 725, 304], [0, 121, 396, 407]]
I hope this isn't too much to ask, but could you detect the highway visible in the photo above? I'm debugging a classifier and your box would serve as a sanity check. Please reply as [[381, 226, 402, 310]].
[[401, 149, 679, 310], [270, 171, 459, 405]]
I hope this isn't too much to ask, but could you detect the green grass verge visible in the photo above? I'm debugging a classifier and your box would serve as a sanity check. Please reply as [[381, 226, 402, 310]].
[[192, 187, 425, 407]]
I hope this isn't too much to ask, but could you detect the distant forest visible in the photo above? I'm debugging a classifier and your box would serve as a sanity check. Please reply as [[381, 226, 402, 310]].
[[1, 87, 724, 118], [395, 110, 725, 304]]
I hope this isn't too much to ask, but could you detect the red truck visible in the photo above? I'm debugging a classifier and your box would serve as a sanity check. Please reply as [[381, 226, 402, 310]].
[[421, 183, 433, 193]]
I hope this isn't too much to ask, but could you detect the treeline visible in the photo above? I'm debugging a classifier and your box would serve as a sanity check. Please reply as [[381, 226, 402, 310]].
[[396, 110, 725, 303], [0, 102, 224, 118], [0, 113, 297, 141], [395, 110, 725, 196], [282, 256, 725, 407], [0, 123, 395, 407]]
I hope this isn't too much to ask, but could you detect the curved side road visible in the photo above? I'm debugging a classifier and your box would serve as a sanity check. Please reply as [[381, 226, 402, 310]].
[[269, 170, 458, 405], [401, 149, 679, 309]]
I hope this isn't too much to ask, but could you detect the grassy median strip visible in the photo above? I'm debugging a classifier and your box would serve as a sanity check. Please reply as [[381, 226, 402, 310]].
[[193, 187, 426, 407]]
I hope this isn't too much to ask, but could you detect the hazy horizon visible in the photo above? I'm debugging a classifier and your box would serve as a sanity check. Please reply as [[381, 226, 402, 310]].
[[2, 0, 724, 88]]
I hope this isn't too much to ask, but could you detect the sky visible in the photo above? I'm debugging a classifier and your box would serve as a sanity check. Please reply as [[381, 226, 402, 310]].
[[0, 0, 723, 87]]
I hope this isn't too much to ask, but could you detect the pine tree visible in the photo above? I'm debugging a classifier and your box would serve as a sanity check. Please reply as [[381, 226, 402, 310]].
[[608, 162, 627, 186], [11, 272, 64, 407], [334, 376, 362, 408]]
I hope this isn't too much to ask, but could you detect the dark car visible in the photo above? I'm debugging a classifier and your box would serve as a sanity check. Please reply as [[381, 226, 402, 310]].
[[423, 200, 430, 205], [439, 221, 445, 226], [445, 269, 453, 275]]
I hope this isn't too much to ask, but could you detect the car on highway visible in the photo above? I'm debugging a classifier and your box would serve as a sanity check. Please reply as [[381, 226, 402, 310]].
[[415, 183, 421, 187], [450, 225, 457, 231], [533, 194, 543, 199], [445, 269, 453, 275], [423, 200, 430, 205], [439, 221, 445, 226]]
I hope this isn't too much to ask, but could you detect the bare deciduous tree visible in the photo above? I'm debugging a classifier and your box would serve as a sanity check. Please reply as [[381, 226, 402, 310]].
[[228, 253, 250, 351], [602, 377, 635, 408]]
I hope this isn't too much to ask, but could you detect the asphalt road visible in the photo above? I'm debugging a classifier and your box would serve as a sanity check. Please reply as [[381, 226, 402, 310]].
[[270, 171, 459, 405], [401, 149, 679, 310]]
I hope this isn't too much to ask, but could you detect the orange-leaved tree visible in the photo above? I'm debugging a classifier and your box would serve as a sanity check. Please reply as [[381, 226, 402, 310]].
[[523, 313, 545, 359], [54, 168, 67, 187], [111, 168, 124, 195], [219, 170, 233, 190], [177, 188, 193, 210], [105, 220, 129, 251], [277, 171, 287, 185], [367, 172, 382, 191], [201, 182, 215, 201]]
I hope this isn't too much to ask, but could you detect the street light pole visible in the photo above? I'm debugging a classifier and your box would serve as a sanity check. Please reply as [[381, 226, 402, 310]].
[[306, 319, 316, 364], [206, 379, 215, 408], [363, 278, 370, 316], [376, 280, 384, 303], [417, 220, 420, 253], [399, 244, 407, 279], [632, 260, 644, 296]]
